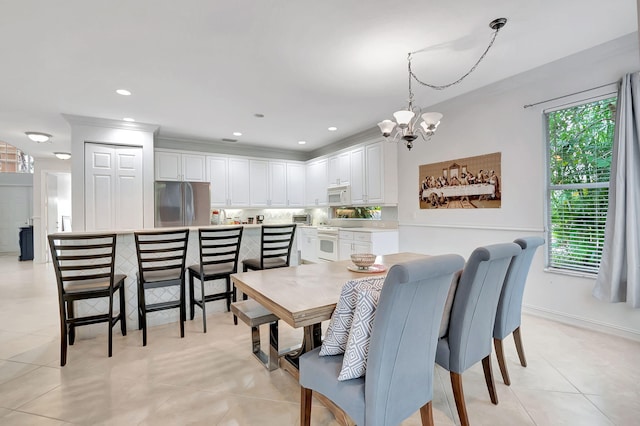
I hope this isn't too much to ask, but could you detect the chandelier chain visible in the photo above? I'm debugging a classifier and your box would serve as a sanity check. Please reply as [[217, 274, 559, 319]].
[[408, 26, 502, 91]]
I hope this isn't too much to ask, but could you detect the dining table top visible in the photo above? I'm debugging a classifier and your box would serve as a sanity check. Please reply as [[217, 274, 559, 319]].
[[231, 252, 430, 328]]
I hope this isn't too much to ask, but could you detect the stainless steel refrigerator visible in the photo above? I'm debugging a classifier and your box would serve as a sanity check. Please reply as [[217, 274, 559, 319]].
[[155, 181, 211, 227]]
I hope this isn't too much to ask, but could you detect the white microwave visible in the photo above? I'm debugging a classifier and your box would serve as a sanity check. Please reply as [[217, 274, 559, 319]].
[[327, 184, 351, 206]]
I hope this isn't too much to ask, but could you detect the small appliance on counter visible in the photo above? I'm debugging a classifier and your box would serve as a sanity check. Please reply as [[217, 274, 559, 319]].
[[256, 215, 264, 224], [292, 214, 311, 225]]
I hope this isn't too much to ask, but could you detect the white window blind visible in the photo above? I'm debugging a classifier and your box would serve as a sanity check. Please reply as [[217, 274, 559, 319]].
[[546, 97, 616, 274]]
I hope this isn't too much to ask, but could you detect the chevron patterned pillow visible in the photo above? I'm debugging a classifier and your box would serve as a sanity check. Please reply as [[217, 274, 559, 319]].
[[338, 288, 381, 381], [319, 276, 385, 356]]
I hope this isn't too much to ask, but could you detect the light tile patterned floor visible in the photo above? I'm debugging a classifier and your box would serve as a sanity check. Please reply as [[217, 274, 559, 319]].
[[1, 255, 639, 425]]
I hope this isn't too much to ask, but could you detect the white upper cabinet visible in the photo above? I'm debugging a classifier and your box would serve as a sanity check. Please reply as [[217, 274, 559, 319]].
[[286, 162, 306, 207], [350, 146, 366, 204], [269, 161, 287, 207], [306, 158, 328, 206], [250, 160, 304, 207], [346, 141, 397, 205], [155, 150, 206, 182], [206, 156, 229, 206], [228, 157, 250, 206], [328, 151, 351, 186], [249, 159, 270, 206]]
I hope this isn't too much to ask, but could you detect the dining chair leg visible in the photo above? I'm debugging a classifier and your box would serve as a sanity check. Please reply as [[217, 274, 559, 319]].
[[513, 326, 527, 367], [419, 401, 434, 426], [189, 271, 196, 321], [450, 372, 470, 426], [200, 279, 207, 333], [494, 337, 511, 385], [300, 386, 312, 426], [482, 355, 499, 405]]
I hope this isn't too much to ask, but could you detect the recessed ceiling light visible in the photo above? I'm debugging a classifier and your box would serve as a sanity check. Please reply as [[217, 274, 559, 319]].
[[233, 132, 242, 136], [123, 117, 135, 122], [54, 152, 71, 160], [25, 132, 52, 143], [116, 89, 131, 96], [328, 126, 338, 131], [298, 140, 307, 145]]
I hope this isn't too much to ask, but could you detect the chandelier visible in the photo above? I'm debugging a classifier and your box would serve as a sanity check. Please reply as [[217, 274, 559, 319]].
[[378, 17, 507, 150]]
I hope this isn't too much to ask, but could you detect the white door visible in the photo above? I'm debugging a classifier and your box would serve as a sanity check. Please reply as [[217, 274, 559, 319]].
[[85, 143, 143, 231], [207, 156, 229, 206], [0, 185, 31, 254]]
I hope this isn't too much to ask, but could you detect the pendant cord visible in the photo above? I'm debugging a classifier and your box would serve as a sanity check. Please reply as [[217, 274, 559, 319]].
[[409, 26, 502, 91]]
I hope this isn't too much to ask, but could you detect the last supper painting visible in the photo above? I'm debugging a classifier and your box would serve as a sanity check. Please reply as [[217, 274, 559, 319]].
[[419, 152, 501, 209]]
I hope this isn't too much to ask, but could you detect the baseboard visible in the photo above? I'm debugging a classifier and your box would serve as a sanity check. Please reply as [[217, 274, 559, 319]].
[[523, 304, 640, 342]]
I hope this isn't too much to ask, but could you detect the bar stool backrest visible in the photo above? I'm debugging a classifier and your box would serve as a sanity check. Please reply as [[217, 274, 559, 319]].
[[198, 227, 244, 276], [259, 224, 297, 269], [49, 233, 118, 294], [134, 229, 190, 283]]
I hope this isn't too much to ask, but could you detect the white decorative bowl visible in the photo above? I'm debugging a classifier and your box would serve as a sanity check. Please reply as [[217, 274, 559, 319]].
[[351, 253, 376, 269]]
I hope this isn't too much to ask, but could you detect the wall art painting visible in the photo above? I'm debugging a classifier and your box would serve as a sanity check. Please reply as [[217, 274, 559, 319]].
[[419, 152, 501, 209]]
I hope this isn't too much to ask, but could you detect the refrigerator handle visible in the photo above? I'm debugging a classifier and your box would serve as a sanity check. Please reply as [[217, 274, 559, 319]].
[[184, 182, 195, 225]]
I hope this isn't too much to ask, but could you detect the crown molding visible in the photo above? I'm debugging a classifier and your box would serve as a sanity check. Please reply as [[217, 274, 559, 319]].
[[62, 114, 160, 134]]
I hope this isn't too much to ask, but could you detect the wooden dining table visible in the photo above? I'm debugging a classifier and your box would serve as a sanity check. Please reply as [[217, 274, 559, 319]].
[[230, 252, 430, 424]]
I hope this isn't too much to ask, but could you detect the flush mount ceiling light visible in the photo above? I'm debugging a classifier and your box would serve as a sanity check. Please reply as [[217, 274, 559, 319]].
[[25, 132, 52, 143], [298, 140, 307, 145], [54, 152, 71, 160], [123, 117, 135, 122], [378, 17, 507, 150], [116, 89, 131, 96], [328, 126, 338, 132], [233, 132, 243, 136]]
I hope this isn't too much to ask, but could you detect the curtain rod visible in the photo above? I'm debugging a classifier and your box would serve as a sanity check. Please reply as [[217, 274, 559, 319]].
[[523, 81, 618, 109]]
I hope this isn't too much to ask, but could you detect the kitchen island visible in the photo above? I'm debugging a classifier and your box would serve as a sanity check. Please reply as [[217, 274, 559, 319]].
[[50, 225, 299, 336]]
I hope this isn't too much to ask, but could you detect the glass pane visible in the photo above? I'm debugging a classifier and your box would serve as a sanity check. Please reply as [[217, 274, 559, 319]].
[[548, 98, 616, 185], [549, 188, 609, 273]]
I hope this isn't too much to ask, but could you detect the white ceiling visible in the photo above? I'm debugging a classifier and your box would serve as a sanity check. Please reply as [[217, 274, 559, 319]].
[[0, 0, 637, 159]]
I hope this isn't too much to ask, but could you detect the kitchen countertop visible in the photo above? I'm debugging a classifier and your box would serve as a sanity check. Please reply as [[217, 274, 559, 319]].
[[49, 223, 273, 236]]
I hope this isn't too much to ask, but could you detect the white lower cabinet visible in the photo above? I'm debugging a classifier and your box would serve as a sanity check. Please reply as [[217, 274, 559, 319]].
[[338, 229, 399, 261], [300, 227, 319, 263]]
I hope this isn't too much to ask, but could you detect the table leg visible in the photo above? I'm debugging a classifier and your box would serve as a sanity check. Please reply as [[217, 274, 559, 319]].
[[279, 323, 355, 426]]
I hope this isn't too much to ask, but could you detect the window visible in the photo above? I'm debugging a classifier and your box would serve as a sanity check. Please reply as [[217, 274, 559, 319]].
[[546, 97, 616, 274], [0, 142, 33, 173]]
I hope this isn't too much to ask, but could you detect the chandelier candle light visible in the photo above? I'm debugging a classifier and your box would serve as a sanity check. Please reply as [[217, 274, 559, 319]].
[[378, 18, 507, 150]]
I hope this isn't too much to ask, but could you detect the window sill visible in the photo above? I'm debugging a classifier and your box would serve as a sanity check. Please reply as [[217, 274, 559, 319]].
[[544, 267, 598, 280]]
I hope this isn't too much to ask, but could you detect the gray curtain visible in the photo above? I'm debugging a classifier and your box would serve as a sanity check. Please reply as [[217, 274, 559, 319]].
[[594, 72, 640, 308]]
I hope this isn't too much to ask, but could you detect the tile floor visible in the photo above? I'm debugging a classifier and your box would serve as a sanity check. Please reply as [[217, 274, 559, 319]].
[[1, 255, 639, 425]]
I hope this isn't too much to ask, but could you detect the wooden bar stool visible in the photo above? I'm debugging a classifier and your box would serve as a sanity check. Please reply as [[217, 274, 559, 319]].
[[48, 233, 127, 366], [134, 229, 189, 346], [188, 226, 243, 331]]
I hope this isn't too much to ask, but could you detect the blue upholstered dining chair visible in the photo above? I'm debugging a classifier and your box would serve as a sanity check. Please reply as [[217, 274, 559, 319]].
[[436, 243, 521, 426], [299, 254, 465, 426], [493, 237, 545, 385]]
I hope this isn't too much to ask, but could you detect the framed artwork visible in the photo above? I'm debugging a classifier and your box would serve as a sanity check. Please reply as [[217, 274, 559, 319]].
[[418, 152, 501, 209]]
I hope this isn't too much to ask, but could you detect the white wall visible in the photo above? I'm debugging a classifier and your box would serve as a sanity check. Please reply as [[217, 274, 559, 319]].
[[65, 116, 158, 231], [397, 33, 640, 340]]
